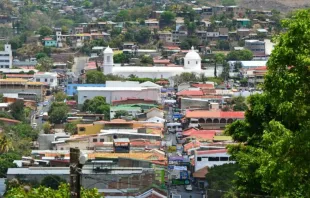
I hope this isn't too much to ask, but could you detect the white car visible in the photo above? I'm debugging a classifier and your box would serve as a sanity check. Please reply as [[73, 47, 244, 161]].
[[185, 184, 193, 191]]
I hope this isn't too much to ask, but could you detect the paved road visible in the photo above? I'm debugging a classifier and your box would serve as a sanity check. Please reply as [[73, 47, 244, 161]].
[[73, 57, 88, 76], [33, 96, 53, 132]]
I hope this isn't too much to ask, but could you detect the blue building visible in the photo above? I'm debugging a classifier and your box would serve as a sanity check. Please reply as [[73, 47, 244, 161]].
[[66, 84, 106, 96]]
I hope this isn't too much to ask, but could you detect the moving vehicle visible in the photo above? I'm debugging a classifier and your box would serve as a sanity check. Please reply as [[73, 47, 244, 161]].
[[39, 112, 44, 117], [42, 112, 48, 121], [31, 123, 37, 129]]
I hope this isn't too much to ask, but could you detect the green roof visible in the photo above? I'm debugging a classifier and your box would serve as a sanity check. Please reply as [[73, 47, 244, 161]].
[[213, 136, 233, 141], [110, 106, 141, 111]]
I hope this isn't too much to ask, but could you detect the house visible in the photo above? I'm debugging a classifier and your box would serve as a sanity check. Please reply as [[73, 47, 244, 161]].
[[110, 105, 141, 120], [0, 78, 45, 101], [236, 18, 251, 26], [175, 17, 185, 31], [186, 110, 245, 129], [42, 37, 57, 47], [146, 108, 164, 119], [206, 32, 219, 40], [194, 149, 234, 171], [0, 103, 10, 111], [158, 31, 172, 43], [218, 27, 229, 40], [66, 83, 106, 96], [145, 19, 159, 30], [244, 40, 265, 56], [77, 81, 162, 105], [33, 72, 58, 88], [226, 6, 245, 18], [0, 44, 12, 69], [237, 28, 250, 39]]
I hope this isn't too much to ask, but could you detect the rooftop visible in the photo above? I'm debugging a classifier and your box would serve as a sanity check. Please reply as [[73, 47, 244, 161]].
[[186, 110, 245, 118], [176, 90, 204, 96]]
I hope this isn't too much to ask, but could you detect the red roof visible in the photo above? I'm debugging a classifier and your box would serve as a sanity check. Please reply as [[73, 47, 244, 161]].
[[0, 117, 21, 124], [186, 110, 245, 119], [153, 59, 170, 64], [254, 66, 267, 70], [164, 46, 180, 50], [192, 83, 214, 89], [184, 140, 201, 152], [183, 130, 217, 140], [42, 37, 53, 41], [6, 74, 34, 78], [197, 149, 227, 155], [183, 129, 222, 136], [176, 90, 204, 96]]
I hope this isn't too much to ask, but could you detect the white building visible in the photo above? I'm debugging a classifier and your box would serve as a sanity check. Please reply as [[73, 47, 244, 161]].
[[195, 149, 235, 171], [0, 44, 13, 69], [33, 72, 58, 88], [77, 81, 162, 105], [102, 46, 222, 79]]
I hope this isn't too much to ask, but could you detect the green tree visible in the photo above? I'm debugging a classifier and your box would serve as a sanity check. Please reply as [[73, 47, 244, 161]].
[[11, 123, 38, 140], [38, 26, 53, 37], [135, 28, 151, 44], [0, 93, 3, 102], [206, 163, 239, 198], [160, 11, 176, 25], [6, 183, 101, 198], [35, 52, 48, 60], [41, 176, 66, 190], [9, 100, 25, 121], [0, 135, 14, 154], [64, 120, 80, 134], [0, 152, 18, 177], [214, 53, 226, 77], [225, 9, 310, 197], [55, 92, 67, 102], [49, 103, 69, 124], [86, 70, 105, 84], [113, 53, 129, 64], [82, 96, 110, 120], [226, 50, 253, 61], [140, 55, 153, 65], [115, 10, 130, 22], [42, 122, 51, 134], [221, 0, 236, 6], [36, 57, 53, 72], [114, 110, 129, 119]]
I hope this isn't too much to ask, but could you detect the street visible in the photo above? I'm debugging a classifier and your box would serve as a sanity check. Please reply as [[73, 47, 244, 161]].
[[31, 96, 53, 132]]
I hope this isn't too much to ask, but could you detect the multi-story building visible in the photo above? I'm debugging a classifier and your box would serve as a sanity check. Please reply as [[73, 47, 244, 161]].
[[0, 44, 12, 69], [158, 31, 172, 43], [245, 40, 266, 56], [145, 19, 159, 30], [0, 78, 45, 101], [33, 72, 58, 88], [195, 149, 235, 171]]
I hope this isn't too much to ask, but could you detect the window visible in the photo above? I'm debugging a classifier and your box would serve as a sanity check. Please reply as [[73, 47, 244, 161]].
[[36, 78, 40, 82], [209, 157, 220, 161], [220, 157, 229, 161], [197, 157, 202, 161], [196, 61, 198, 64], [50, 79, 54, 82], [107, 56, 110, 62], [93, 138, 98, 142], [100, 139, 104, 142], [73, 86, 77, 89], [79, 127, 85, 132], [45, 78, 48, 82], [188, 61, 190, 64]]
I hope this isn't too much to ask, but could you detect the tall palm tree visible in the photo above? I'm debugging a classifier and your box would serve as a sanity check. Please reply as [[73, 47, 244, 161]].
[[0, 135, 14, 153]]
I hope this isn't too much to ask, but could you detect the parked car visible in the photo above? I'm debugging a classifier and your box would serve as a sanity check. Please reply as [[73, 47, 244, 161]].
[[185, 184, 193, 191]]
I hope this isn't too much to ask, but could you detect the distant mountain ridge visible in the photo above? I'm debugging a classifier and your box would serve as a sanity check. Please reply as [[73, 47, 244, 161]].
[[240, 0, 310, 12]]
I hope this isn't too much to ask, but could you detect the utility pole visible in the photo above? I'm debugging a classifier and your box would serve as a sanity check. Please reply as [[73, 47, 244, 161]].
[[70, 148, 80, 198]]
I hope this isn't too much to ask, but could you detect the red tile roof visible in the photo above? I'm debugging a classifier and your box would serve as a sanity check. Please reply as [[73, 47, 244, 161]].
[[255, 66, 267, 70], [186, 110, 245, 118], [197, 149, 227, 155], [176, 90, 204, 96], [192, 84, 214, 89], [193, 166, 208, 178], [164, 46, 180, 50], [0, 117, 21, 124], [183, 129, 222, 136], [184, 140, 201, 152], [153, 59, 170, 64]]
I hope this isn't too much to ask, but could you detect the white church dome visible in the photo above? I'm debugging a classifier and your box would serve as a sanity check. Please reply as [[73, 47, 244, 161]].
[[104, 46, 113, 54], [185, 46, 201, 60]]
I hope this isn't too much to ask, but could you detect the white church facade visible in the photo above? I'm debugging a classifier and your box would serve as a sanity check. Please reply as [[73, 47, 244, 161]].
[[103, 46, 222, 79]]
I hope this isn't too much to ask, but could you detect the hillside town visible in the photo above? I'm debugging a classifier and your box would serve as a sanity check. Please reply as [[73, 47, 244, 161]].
[[0, 0, 309, 197]]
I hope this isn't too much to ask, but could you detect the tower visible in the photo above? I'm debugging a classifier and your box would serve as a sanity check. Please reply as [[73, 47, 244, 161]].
[[103, 46, 114, 74], [184, 46, 201, 71]]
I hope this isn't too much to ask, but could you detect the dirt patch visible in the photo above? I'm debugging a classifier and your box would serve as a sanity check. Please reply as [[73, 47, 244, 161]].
[[240, 0, 310, 12]]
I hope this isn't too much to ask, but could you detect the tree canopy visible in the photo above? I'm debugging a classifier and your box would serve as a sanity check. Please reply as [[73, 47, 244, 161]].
[[5, 183, 101, 198], [160, 11, 176, 25], [226, 50, 253, 61], [225, 9, 310, 197], [82, 96, 110, 120], [49, 102, 69, 124]]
